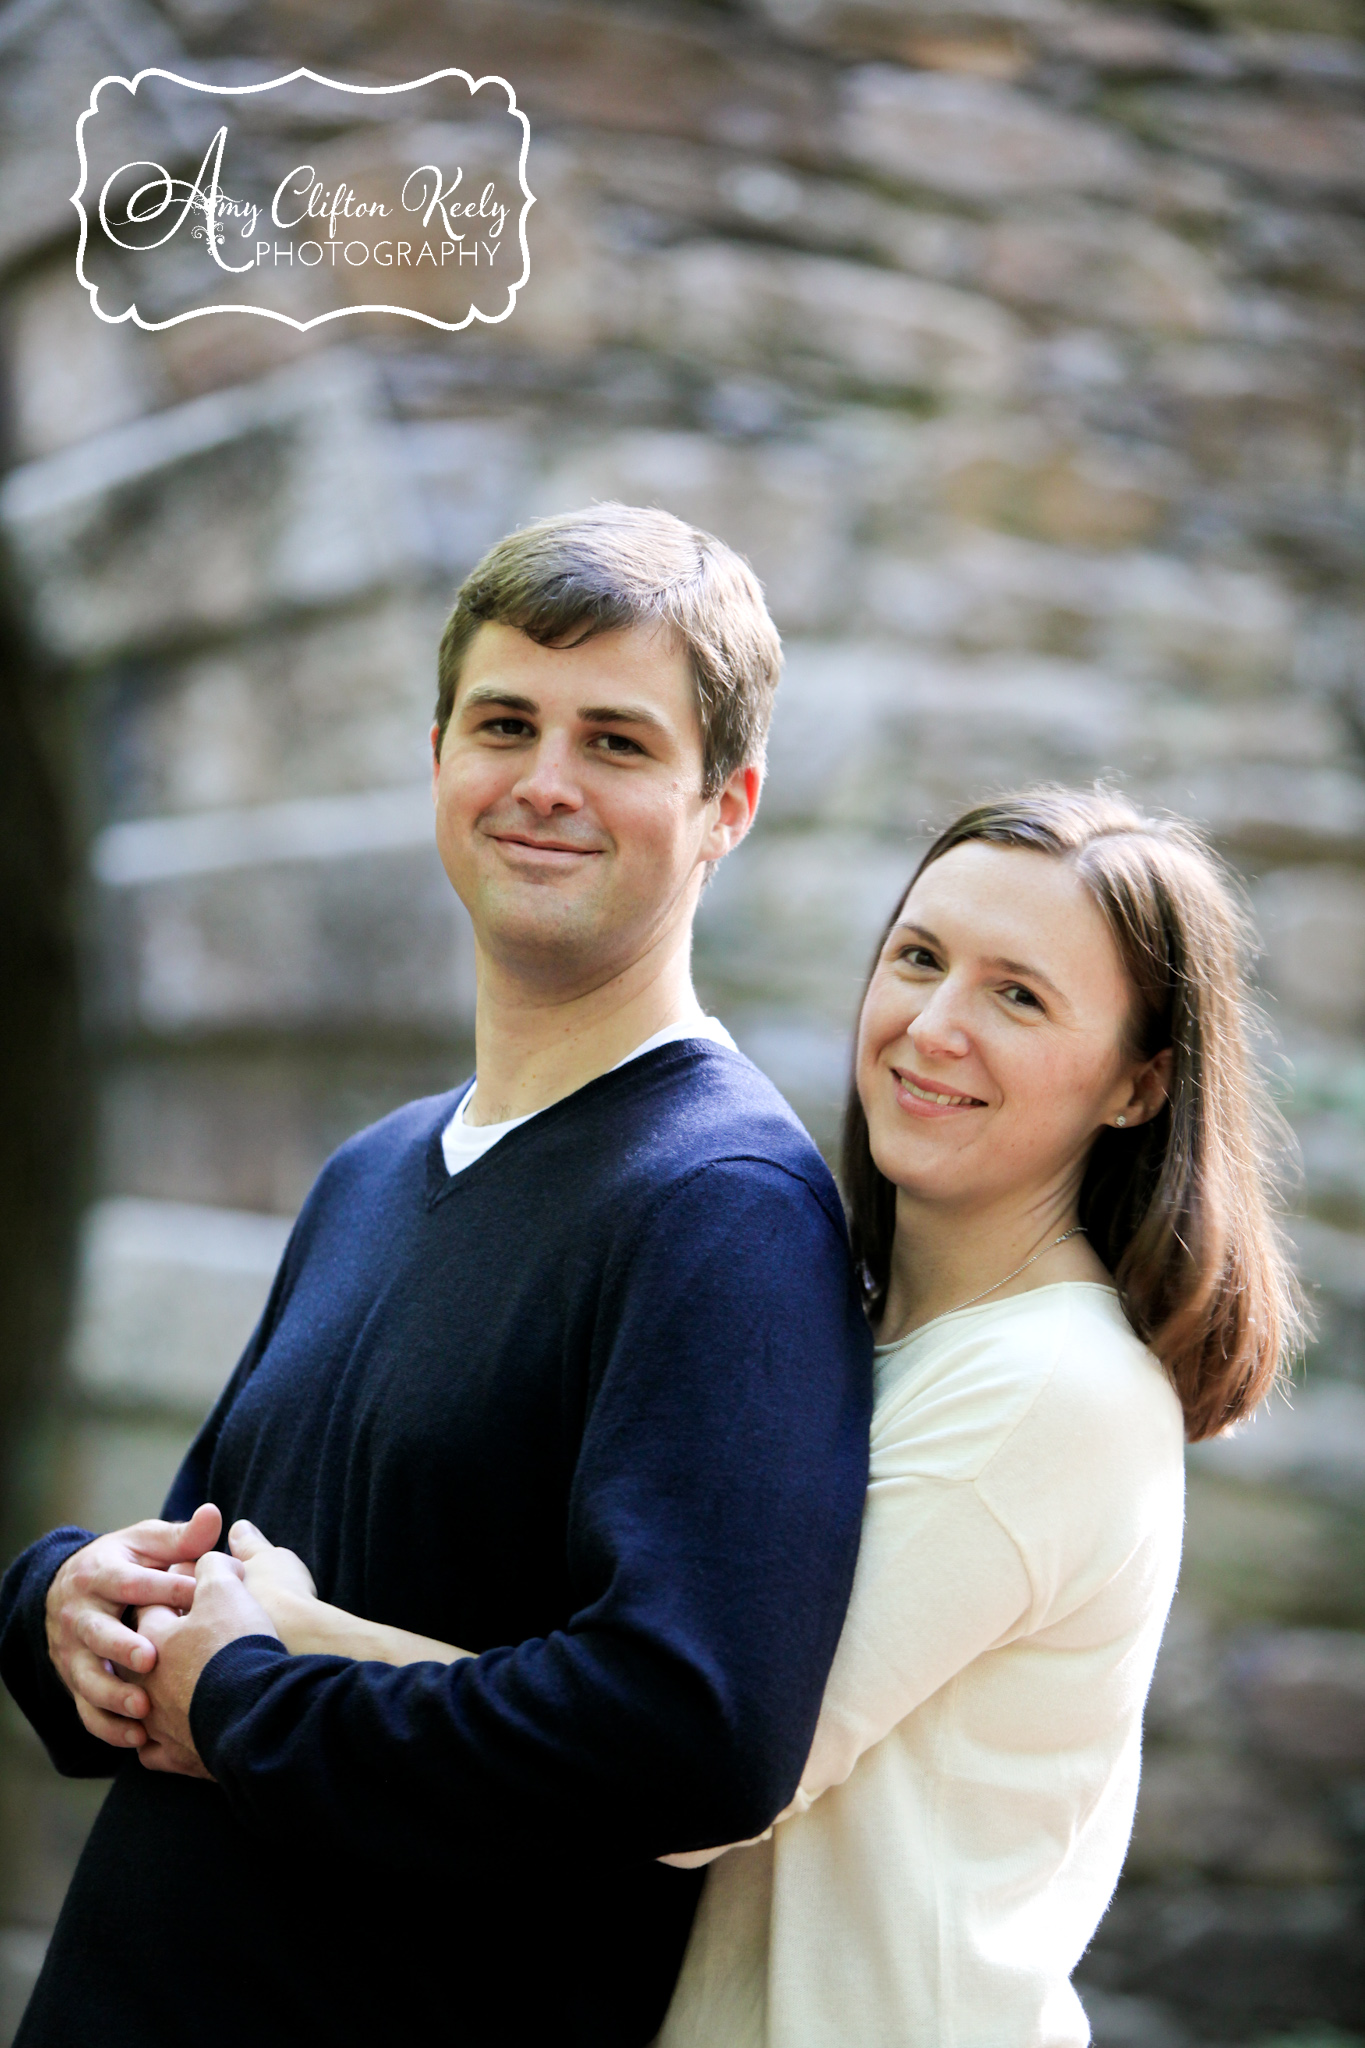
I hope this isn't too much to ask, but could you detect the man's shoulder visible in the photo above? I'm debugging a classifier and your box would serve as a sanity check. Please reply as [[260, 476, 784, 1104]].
[[307, 1089, 459, 1201], [591, 1042, 845, 1233]]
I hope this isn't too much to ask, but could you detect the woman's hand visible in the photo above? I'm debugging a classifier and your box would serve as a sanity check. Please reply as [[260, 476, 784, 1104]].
[[227, 1518, 471, 1669], [227, 1520, 318, 1642]]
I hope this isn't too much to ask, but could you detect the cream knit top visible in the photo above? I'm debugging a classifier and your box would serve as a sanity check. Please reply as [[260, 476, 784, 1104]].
[[658, 1283, 1186, 2048]]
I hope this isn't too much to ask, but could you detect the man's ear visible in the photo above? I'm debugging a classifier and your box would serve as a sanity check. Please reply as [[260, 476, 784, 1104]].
[[701, 762, 762, 865], [430, 721, 443, 801]]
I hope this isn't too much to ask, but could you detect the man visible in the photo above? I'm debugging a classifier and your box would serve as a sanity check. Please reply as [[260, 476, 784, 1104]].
[[0, 504, 871, 2048]]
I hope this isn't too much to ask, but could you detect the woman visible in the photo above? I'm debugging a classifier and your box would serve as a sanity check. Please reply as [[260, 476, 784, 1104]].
[[227, 788, 1302, 2048]]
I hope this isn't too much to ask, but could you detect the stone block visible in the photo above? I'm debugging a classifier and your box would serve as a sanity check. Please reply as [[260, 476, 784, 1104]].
[[757, 636, 1144, 836], [51, 1413, 200, 1536], [528, 429, 855, 631], [1229, 1627, 1365, 1767], [0, 0, 198, 272], [1126, 1746, 1344, 1882], [695, 826, 919, 1027], [1081, 1883, 1365, 2039], [2, 258, 167, 463], [839, 67, 1143, 203], [0, 1926, 46, 2047], [67, 1197, 291, 1416], [1149, 764, 1365, 863], [860, 529, 1297, 693], [95, 596, 444, 822], [1254, 867, 1365, 1035], [89, 787, 476, 1038], [578, 131, 984, 289], [1134, 89, 1365, 195], [622, 241, 1023, 400], [1181, 1467, 1365, 1627], [1074, 1987, 1191, 2048], [978, 208, 1232, 336], [0, 352, 414, 666], [97, 1041, 469, 1214]]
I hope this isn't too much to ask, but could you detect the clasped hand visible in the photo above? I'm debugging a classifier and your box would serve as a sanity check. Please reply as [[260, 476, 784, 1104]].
[[45, 1505, 313, 1780]]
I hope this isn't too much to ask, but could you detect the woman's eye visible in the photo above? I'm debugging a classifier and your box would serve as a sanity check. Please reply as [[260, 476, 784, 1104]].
[[898, 946, 939, 970], [1002, 983, 1043, 1011]]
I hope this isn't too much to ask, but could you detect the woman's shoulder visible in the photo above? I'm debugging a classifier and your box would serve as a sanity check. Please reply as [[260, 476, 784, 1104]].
[[872, 1284, 1183, 1479]]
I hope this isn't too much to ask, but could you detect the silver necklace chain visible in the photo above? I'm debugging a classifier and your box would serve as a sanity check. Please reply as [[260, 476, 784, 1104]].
[[885, 1225, 1087, 1344]]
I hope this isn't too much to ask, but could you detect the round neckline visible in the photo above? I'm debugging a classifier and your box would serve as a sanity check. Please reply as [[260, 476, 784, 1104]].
[[872, 1279, 1121, 1355]]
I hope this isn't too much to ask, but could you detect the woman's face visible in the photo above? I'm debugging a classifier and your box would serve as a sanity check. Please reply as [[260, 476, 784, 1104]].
[[857, 841, 1163, 1215]]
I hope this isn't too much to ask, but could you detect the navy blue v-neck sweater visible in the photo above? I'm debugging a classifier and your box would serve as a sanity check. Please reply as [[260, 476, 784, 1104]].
[[2, 1042, 872, 2048]]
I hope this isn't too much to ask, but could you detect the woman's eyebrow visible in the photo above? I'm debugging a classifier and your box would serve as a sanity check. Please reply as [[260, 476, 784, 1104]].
[[987, 955, 1067, 1005]]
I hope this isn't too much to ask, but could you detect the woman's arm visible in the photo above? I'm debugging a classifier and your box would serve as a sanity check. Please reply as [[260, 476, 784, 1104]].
[[227, 1522, 472, 1669]]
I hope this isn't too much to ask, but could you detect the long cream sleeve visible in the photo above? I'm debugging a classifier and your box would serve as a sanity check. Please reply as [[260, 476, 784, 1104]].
[[659, 1283, 1186, 2048]]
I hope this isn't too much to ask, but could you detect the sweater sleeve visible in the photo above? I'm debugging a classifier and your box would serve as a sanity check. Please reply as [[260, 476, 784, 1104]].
[[0, 1217, 301, 1775], [0, 1528, 113, 1777], [189, 1159, 873, 1865]]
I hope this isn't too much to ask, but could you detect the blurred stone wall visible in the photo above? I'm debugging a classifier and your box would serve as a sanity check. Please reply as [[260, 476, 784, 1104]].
[[2, 0, 1364, 2041]]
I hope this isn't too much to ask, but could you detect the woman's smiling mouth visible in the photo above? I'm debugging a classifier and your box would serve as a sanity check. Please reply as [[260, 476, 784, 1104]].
[[893, 1068, 987, 1111]]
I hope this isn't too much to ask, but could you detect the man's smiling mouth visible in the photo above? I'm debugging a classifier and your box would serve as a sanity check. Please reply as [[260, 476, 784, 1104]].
[[491, 832, 604, 858]]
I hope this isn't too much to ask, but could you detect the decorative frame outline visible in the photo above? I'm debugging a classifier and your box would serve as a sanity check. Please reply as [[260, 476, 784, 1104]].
[[72, 65, 534, 332]]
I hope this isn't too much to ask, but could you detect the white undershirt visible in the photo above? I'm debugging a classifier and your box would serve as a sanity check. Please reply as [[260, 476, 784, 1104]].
[[440, 1006, 738, 1178]]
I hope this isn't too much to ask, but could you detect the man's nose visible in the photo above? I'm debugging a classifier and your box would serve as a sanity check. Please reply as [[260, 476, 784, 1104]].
[[511, 736, 584, 815]]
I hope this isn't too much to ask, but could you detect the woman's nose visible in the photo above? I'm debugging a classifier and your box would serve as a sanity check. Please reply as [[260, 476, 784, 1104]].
[[906, 983, 971, 1059]]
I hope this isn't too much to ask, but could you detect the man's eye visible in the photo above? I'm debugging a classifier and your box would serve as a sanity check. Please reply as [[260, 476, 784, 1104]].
[[483, 718, 533, 738], [591, 733, 645, 756]]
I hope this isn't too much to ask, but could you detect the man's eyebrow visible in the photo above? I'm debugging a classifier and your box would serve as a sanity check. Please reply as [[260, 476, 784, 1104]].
[[892, 925, 1068, 1004], [456, 687, 670, 735], [577, 702, 670, 733], [458, 686, 537, 715]]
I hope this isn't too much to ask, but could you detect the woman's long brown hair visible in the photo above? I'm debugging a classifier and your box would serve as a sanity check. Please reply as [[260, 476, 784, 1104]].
[[841, 788, 1307, 1442]]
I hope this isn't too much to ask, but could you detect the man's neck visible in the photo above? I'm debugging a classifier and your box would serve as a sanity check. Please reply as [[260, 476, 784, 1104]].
[[465, 929, 704, 1127]]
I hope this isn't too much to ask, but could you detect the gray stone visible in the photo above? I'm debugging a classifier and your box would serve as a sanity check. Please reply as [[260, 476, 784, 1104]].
[[89, 787, 476, 1038], [0, 1926, 46, 2048], [1135, 89, 1365, 195], [621, 241, 1023, 399], [1126, 1745, 1344, 1882], [1229, 1628, 1365, 1767], [1254, 868, 1365, 1036], [4, 256, 167, 462], [1074, 1986, 1191, 2048], [96, 597, 444, 821], [1081, 1883, 1365, 2037], [68, 1196, 291, 1415], [1188, 1380, 1365, 1504], [839, 67, 1144, 203], [96, 1042, 469, 1215], [52, 1412, 201, 1536], [0, 352, 415, 665], [977, 207, 1233, 336], [0, 0, 199, 272], [528, 430, 856, 632]]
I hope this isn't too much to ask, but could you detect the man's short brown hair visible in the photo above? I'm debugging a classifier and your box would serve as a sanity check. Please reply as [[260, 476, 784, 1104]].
[[434, 503, 782, 796]]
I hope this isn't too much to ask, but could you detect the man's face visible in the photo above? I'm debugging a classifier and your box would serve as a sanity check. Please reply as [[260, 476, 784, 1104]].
[[431, 620, 758, 987]]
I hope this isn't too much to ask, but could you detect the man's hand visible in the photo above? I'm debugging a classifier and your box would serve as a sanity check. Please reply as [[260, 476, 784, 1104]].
[[44, 1504, 223, 1751], [139, 1551, 280, 1774]]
